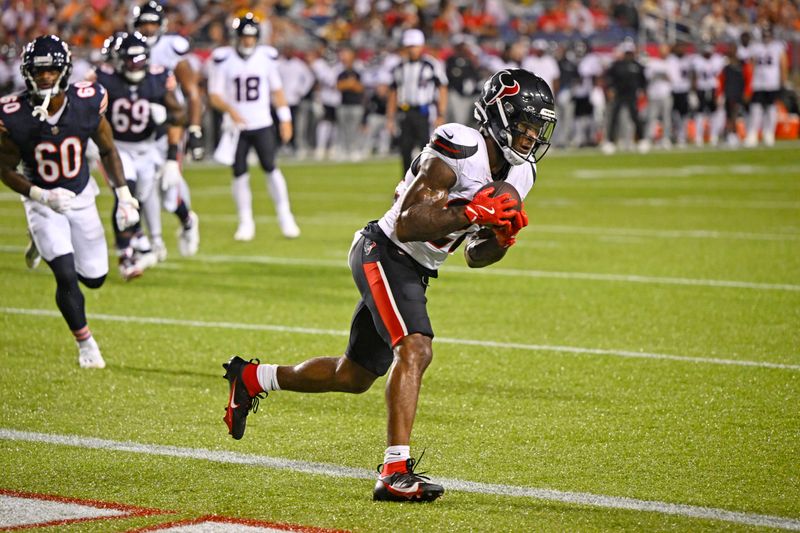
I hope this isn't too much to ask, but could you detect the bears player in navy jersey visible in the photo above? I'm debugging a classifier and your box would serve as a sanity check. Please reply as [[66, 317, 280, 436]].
[[131, 1, 201, 258], [0, 35, 140, 368], [94, 32, 186, 274], [219, 69, 557, 502]]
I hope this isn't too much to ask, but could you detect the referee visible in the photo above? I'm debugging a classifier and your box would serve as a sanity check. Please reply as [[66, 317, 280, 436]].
[[386, 29, 448, 172]]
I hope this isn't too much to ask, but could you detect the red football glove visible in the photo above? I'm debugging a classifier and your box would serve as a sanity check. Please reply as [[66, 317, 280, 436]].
[[493, 208, 528, 248], [464, 187, 518, 228]]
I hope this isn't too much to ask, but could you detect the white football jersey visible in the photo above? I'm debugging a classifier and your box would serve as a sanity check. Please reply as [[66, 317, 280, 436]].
[[751, 40, 786, 91], [378, 123, 535, 271], [645, 56, 671, 99], [277, 57, 315, 106], [311, 57, 342, 106], [521, 55, 560, 94], [666, 54, 693, 93], [150, 34, 191, 71], [693, 53, 724, 91], [572, 53, 602, 98], [208, 46, 283, 131]]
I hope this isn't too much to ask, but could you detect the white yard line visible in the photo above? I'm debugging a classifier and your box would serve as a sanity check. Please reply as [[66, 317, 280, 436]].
[[0, 245, 797, 291], [572, 164, 800, 180], [2, 307, 797, 371], [0, 429, 797, 530]]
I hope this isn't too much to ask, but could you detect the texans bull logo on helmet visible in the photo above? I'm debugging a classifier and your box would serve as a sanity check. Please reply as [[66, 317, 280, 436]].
[[483, 70, 520, 106]]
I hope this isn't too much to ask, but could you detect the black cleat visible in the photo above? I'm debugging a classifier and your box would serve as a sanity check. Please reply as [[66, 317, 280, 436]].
[[222, 356, 265, 440], [373, 455, 445, 503]]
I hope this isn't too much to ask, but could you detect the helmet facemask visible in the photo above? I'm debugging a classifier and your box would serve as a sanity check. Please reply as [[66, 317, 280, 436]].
[[233, 14, 260, 58], [21, 36, 73, 121], [120, 45, 149, 84], [475, 90, 557, 165]]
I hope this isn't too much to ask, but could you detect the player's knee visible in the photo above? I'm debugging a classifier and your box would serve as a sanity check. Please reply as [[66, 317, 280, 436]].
[[394, 334, 433, 371], [46, 254, 78, 287], [336, 357, 377, 393], [78, 274, 106, 289]]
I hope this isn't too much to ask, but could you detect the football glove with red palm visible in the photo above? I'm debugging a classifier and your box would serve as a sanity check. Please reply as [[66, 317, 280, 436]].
[[493, 208, 528, 248], [464, 187, 518, 228]]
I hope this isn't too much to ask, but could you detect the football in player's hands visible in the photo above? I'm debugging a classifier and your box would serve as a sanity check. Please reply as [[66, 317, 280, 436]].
[[464, 180, 521, 228], [478, 181, 522, 214]]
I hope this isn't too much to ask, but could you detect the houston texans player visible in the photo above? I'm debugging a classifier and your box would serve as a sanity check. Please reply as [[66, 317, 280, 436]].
[[94, 31, 185, 276], [0, 35, 140, 368], [219, 69, 556, 502], [207, 13, 300, 241]]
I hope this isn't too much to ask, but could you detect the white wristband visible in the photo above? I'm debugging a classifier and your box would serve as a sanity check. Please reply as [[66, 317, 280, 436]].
[[276, 106, 291, 123], [115, 185, 134, 203], [29, 185, 44, 203]]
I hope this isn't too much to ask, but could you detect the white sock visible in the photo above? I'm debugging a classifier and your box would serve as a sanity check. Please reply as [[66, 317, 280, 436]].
[[231, 173, 253, 224], [78, 336, 97, 350], [764, 105, 777, 137], [142, 185, 162, 243], [748, 104, 764, 139], [384, 445, 410, 465], [266, 168, 292, 218], [256, 363, 281, 392]]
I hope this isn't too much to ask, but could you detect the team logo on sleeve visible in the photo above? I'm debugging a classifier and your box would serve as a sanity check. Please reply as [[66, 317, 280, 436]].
[[364, 239, 377, 255], [483, 70, 520, 105]]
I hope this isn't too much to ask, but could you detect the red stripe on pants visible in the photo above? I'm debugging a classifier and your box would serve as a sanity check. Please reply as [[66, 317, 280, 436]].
[[362, 262, 406, 346]]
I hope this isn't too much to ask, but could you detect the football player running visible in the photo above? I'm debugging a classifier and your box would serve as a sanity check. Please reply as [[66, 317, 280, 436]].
[[0, 35, 140, 368], [220, 69, 556, 502], [131, 0, 200, 257], [93, 32, 185, 277], [207, 13, 300, 241]]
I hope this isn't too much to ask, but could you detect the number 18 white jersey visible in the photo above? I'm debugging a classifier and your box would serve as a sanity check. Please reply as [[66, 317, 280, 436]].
[[207, 45, 283, 131], [378, 123, 535, 271]]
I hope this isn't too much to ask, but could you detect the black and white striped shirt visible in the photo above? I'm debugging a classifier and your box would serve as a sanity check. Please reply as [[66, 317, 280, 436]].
[[390, 56, 448, 107]]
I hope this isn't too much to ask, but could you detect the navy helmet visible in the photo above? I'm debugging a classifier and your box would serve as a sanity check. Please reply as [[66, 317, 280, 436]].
[[21, 35, 73, 98], [131, 1, 165, 47], [232, 13, 260, 57], [106, 32, 150, 84]]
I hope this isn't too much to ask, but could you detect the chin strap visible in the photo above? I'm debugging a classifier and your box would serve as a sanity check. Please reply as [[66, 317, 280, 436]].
[[31, 88, 53, 122]]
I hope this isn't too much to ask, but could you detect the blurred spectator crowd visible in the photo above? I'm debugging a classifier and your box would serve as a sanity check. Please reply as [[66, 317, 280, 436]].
[[0, 0, 799, 160]]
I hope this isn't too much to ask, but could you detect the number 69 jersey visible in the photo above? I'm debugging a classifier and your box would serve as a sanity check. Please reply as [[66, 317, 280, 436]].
[[94, 64, 174, 144], [0, 81, 107, 195], [378, 123, 535, 271], [207, 45, 283, 131]]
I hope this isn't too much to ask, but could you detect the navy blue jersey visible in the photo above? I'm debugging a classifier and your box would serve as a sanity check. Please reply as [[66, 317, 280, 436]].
[[95, 64, 172, 143], [0, 81, 106, 194]]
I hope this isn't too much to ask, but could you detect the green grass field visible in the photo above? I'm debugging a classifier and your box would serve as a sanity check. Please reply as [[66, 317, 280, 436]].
[[1, 144, 798, 532]]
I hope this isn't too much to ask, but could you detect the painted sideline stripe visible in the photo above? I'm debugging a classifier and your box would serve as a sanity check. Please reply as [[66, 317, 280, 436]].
[[186, 253, 800, 293], [1, 429, 797, 531], [2, 307, 797, 371], [1, 246, 796, 292]]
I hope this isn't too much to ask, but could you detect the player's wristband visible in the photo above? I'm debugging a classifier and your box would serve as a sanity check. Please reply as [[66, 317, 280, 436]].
[[167, 143, 179, 161], [276, 106, 291, 123], [115, 185, 134, 203], [187, 125, 202, 137], [29, 185, 44, 203]]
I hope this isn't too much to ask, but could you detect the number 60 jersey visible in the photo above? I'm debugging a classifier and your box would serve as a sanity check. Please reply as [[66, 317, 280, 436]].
[[0, 81, 107, 195]]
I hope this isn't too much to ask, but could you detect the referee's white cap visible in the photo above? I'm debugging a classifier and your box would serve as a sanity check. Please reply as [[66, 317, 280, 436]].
[[402, 29, 425, 47]]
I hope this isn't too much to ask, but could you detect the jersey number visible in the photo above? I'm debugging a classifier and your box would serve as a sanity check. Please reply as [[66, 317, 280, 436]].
[[0, 94, 20, 114], [111, 98, 151, 134], [35, 137, 82, 183], [234, 76, 260, 102]]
